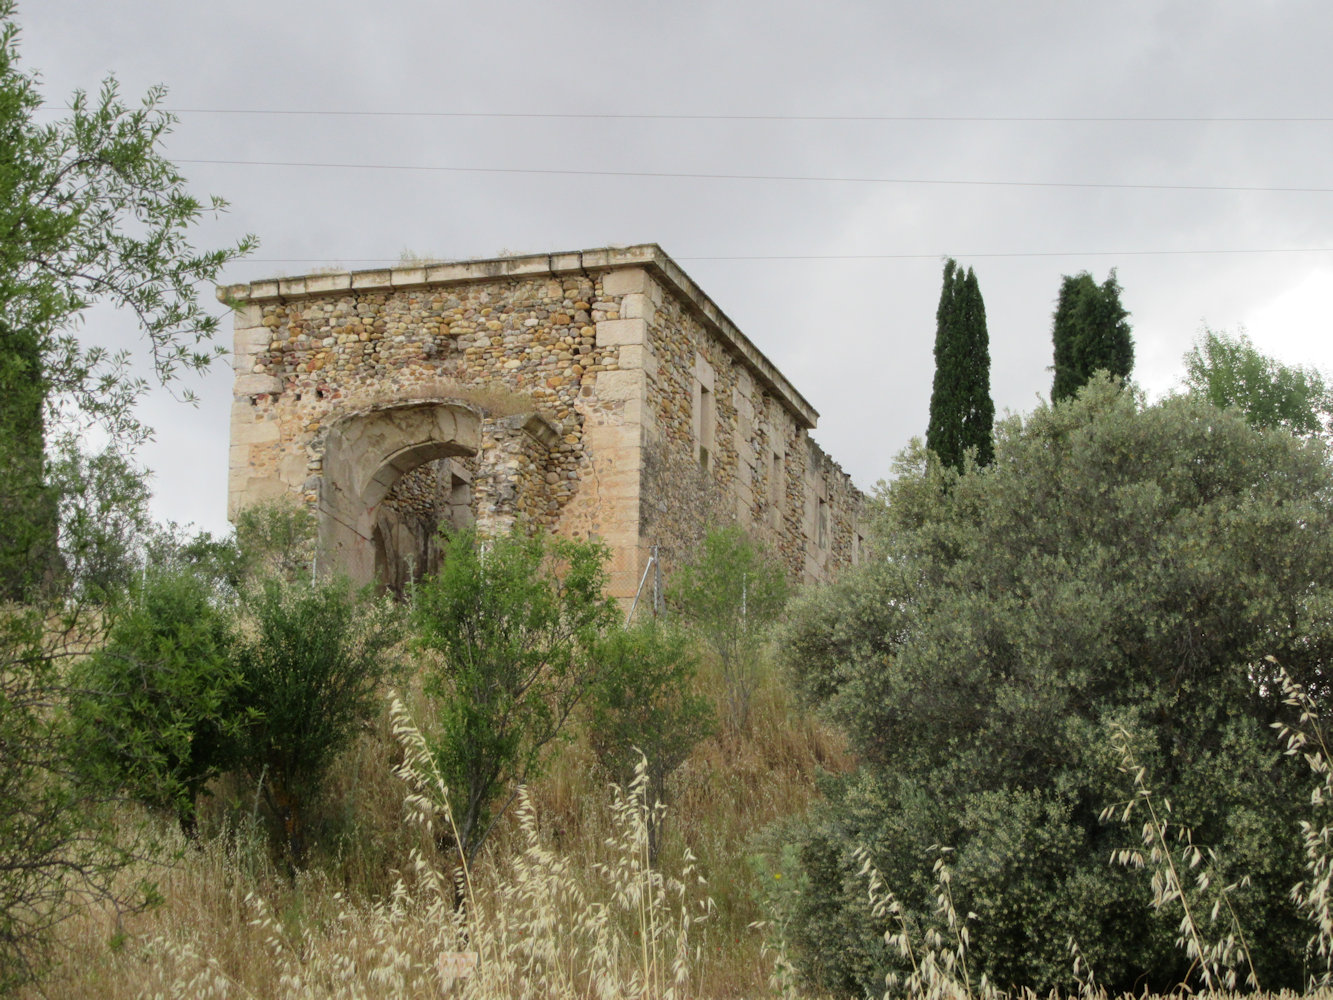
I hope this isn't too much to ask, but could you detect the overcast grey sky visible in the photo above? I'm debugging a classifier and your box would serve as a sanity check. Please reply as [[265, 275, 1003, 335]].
[[20, 1, 1333, 536]]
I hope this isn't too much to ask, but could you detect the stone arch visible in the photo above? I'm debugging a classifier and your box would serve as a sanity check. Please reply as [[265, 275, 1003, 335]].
[[317, 402, 483, 588]]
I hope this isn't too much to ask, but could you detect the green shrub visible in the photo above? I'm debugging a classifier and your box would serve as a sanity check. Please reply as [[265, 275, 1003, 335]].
[[669, 525, 788, 732], [411, 527, 616, 865], [69, 564, 244, 835], [232, 578, 401, 866], [584, 620, 714, 860], [776, 378, 1333, 995]]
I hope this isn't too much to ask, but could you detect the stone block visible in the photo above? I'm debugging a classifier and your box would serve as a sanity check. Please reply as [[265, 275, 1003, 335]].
[[586, 474, 641, 504], [240, 475, 289, 505], [232, 418, 281, 445], [620, 395, 644, 426], [391, 266, 428, 288], [595, 369, 646, 403], [351, 269, 392, 290], [547, 251, 583, 273], [233, 327, 270, 357], [620, 292, 656, 323], [305, 273, 352, 295], [733, 385, 754, 421], [249, 279, 280, 300], [584, 423, 642, 454], [278, 451, 308, 486], [605, 543, 646, 580], [617, 343, 656, 377], [223, 303, 262, 328], [595, 318, 646, 348], [600, 267, 647, 297], [693, 352, 715, 391], [234, 373, 284, 397], [278, 277, 307, 297]]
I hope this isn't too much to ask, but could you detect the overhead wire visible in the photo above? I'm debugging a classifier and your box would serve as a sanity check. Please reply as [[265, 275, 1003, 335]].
[[175, 158, 1333, 195], [158, 108, 1333, 124], [130, 106, 1333, 263], [241, 247, 1333, 266]]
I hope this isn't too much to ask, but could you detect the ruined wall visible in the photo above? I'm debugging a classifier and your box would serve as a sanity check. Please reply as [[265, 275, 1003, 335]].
[[225, 246, 863, 597], [630, 264, 864, 584], [226, 251, 652, 596]]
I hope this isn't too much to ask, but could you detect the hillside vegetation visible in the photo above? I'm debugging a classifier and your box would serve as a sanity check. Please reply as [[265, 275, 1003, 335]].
[[18, 379, 1333, 1000]]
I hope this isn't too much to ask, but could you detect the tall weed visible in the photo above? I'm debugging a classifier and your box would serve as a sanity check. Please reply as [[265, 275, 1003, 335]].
[[1272, 659, 1333, 988], [1102, 724, 1259, 992]]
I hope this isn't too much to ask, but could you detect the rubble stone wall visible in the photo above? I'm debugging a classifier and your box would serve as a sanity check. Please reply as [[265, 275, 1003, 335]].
[[628, 263, 864, 583], [223, 246, 863, 597]]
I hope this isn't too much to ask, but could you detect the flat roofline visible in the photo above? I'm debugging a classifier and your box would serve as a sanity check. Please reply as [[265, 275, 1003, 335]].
[[217, 244, 819, 430]]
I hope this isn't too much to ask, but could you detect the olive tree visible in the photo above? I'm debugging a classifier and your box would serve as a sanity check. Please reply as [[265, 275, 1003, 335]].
[[0, 4, 252, 986], [777, 378, 1333, 996]]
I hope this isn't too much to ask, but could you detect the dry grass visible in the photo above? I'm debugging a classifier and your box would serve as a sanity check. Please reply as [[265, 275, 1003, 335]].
[[21, 647, 1333, 1000], [30, 742, 711, 998], [20, 630, 841, 998], [23, 653, 844, 1000]]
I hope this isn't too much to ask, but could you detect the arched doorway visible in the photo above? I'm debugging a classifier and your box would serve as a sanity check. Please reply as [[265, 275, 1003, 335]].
[[317, 402, 483, 590]]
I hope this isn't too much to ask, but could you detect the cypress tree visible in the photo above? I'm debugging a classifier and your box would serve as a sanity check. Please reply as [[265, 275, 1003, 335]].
[[959, 267, 995, 467], [927, 259, 994, 471], [1051, 269, 1133, 402]]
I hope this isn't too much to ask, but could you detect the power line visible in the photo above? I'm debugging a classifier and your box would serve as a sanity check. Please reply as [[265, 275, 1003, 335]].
[[160, 107, 1333, 124], [176, 158, 1333, 194], [242, 247, 1333, 266]]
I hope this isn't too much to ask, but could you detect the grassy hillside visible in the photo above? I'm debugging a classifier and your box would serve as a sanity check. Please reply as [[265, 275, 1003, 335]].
[[23, 650, 851, 999]]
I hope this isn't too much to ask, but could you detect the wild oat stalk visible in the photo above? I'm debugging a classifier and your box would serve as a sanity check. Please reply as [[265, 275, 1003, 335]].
[[392, 702, 712, 1000], [596, 755, 713, 1000], [388, 693, 478, 920], [1103, 723, 1259, 992], [855, 845, 993, 1000], [749, 920, 802, 1000], [1066, 935, 1101, 1000], [1270, 657, 1333, 988]]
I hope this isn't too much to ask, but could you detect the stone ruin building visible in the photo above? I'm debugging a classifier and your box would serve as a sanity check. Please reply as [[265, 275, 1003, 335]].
[[221, 244, 865, 603]]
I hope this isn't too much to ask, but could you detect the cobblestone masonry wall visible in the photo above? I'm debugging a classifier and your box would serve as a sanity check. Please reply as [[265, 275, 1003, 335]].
[[223, 246, 864, 598], [628, 265, 863, 584]]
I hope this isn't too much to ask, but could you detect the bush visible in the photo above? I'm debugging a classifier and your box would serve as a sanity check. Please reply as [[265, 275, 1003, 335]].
[[777, 378, 1333, 995], [584, 620, 715, 860], [69, 564, 244, 835], [670, 526, 788, 732], [232, 578, 401, 866], [411, 527, 616, 865]]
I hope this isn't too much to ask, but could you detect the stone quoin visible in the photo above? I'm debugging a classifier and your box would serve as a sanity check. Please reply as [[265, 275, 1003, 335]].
[[220, 245, 865, 601]]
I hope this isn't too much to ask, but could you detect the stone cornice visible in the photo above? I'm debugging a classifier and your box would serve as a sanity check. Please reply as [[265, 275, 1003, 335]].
[[217, 244, 819, 430]]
